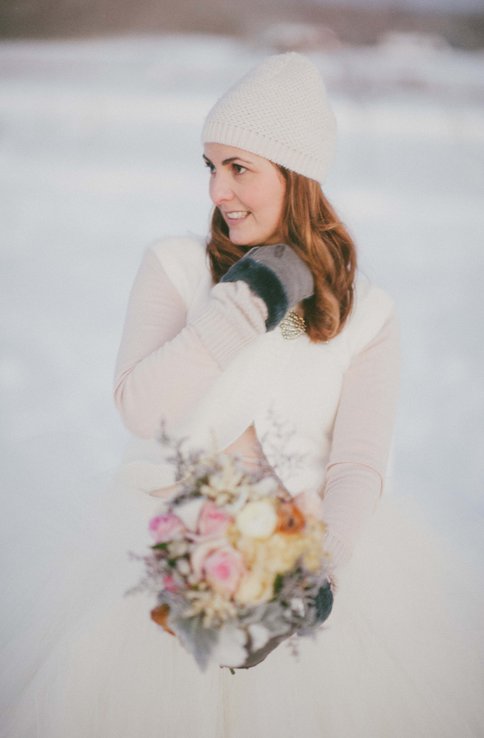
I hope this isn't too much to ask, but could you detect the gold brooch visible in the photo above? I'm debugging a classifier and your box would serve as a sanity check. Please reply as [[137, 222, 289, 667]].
[[279, 310, 307, 340]]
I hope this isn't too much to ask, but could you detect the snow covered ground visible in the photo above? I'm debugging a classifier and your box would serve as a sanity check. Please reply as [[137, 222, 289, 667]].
[[1, 34, 483, 572]]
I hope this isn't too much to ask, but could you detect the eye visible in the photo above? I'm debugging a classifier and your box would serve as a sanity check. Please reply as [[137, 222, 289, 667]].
[[204, 159, 215, 174], [233, 163, 247, 175]]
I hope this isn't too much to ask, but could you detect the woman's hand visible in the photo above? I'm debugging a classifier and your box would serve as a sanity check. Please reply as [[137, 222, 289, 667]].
[[220, 243, 314, 330]]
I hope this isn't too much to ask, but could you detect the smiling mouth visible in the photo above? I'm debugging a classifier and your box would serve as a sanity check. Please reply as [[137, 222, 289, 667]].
[[224, 211, 250, 223]]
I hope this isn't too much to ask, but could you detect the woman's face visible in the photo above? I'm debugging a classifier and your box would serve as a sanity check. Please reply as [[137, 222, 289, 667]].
[[203, 143, 286, 247]]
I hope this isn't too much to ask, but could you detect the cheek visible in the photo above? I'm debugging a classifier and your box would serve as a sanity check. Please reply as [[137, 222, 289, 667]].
[[264, 189, 285, 224], [264, 175, 285, 215], [251, 185, 283, 219]]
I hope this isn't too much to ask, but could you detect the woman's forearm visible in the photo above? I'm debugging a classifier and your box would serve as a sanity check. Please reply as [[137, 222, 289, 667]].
[[113, 248, 267, 438], [322, 310, 401, 569]]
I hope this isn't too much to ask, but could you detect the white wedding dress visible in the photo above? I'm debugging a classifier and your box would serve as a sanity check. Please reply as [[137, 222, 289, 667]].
[[2, 238, 482, 737], [2, 445, 483, 738]]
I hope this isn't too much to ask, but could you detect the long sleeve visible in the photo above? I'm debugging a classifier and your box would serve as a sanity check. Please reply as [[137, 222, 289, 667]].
[[321, 308, 400, 570], [113, 247, 267, 439]]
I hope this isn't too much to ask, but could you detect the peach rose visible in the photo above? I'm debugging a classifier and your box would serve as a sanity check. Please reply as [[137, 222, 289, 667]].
[[275, 500, 306, 534], [293, 491, 325, 522], [149, 513, 185, 543], [150, 604, 176, 636], [198, 500, 233, 537]]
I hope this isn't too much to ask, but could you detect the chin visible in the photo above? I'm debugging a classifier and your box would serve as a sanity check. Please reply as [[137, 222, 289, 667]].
[[228, 234, 244, 245], [230, 232, 266, 248], [229, 232, 254, 247]]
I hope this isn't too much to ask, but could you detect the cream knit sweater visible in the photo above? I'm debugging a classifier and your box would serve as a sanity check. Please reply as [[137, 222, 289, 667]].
[[114, 237, 400, 571]]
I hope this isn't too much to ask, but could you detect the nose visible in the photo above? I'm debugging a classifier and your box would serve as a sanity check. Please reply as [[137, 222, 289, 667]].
[[209, 171, 234, 207]]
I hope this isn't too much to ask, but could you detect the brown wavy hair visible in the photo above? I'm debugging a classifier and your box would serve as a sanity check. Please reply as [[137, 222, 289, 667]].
[[206, 167, 357, 343]]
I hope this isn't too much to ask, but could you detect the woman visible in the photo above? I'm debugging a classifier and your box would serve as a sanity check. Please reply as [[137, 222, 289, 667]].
[[113, 53, 399, 585], [5, 52, 483, 738]]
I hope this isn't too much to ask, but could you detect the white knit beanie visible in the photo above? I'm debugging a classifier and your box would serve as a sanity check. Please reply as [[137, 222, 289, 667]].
[[201, 52, 337, 184]]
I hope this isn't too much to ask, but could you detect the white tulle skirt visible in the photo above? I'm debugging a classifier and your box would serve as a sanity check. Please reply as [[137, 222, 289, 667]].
[[2, 463, 483, 738]]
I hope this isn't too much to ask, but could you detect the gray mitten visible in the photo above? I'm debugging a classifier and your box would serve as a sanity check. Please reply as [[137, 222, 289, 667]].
[[220, 243, 314, 331]]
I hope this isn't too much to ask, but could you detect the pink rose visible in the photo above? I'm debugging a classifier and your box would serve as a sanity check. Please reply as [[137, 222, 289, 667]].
[[162, 574, 178, 593], [149, 513, 185, 543], [198, 500, 233, 538], [204, 546, 246, 596], [191, 540, 246, 596]]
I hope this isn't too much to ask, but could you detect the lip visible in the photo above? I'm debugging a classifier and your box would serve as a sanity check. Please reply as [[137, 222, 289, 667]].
[[223, 211, 250, 225]]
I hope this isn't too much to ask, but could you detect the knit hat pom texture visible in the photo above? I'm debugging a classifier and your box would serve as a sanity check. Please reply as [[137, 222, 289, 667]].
[[202, 52, 337, 183]]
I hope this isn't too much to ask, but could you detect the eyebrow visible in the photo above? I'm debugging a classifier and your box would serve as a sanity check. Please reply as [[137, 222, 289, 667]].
[[202, 154, 253, 166]]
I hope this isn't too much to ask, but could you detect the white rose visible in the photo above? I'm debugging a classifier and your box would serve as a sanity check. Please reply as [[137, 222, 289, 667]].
[[250, 476, 279, 498], [212, 623, 248, 669], [248, 623, 271, 651], [235, 500, 278, 539], [290, 597, 305, 616], [176, 558, 191, 576]]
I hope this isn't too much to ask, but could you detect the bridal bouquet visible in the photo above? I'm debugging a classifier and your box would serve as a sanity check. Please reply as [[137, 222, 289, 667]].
[[129, 437, 333, 672]]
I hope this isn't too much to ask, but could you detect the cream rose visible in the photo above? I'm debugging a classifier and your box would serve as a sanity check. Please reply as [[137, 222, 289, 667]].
[[235, 500, 278, 540], [234, 567, 274, 606]]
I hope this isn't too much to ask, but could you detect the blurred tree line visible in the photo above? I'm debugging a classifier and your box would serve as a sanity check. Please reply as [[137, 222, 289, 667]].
[[1, 0, 483, 49]]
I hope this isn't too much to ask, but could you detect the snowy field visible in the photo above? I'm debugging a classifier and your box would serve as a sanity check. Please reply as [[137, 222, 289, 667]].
[[1, 34, 483, 574]]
